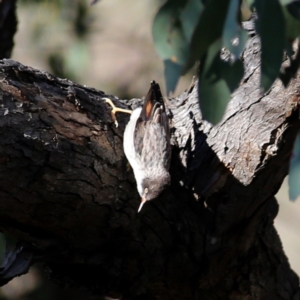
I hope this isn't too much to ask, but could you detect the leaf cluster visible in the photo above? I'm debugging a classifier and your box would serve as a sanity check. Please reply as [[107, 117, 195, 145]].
[[153, 0, 300, 124]]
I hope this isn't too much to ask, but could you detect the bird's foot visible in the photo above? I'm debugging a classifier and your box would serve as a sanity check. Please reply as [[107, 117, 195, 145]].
[[103, 98, 132, 128]]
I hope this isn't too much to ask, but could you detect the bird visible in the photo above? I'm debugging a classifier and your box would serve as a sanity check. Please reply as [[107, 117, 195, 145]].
[[104, 81, 171, 212]]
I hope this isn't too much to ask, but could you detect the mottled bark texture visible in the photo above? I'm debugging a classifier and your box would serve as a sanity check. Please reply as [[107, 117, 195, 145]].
[[0, 36, 300, 300]]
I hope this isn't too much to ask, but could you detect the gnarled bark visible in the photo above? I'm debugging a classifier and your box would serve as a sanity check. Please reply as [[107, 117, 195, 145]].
[[0, 29, 299, 300]]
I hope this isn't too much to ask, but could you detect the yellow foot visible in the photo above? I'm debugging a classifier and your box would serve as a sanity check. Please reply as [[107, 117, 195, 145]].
[[103, 98, 132, 128]]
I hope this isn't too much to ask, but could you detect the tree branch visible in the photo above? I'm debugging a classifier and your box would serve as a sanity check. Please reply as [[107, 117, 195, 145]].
[[0, 26, 299, 299]]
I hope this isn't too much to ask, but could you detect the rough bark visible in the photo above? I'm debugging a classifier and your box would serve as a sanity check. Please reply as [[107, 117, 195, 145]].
[[0, 31, 299, 300]]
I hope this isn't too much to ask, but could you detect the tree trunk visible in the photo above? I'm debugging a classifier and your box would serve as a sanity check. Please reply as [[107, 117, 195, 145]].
[[0, 26, 299, 300]]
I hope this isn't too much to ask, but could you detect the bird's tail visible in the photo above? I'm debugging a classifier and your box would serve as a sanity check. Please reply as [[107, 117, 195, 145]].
[[140, 81, 165, 122]]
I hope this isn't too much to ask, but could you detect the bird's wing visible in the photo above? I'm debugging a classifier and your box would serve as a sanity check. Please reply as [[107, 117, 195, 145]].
[[123, 107, 142, 165], [134, 81, 170, 159]]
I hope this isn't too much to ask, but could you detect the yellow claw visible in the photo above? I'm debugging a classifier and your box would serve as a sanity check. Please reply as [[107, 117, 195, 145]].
[[103, 98, 132, 128]]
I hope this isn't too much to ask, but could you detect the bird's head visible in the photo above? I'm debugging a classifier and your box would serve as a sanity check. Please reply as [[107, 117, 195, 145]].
[[137, 173, 170, 212]]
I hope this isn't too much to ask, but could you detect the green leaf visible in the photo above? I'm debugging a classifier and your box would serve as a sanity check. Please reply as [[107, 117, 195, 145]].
[[0, 233, 18, 266], [241, 0, 252, 21], [222, 0, 248, 59], [286, 0, 300, 19], [153, 0, 203, 93], [153, 0, 189, 93], [189, 0, 231, 67], [164, 60, 183, 96], [282, 4, 300, 41], [180, 0, 204, 41], [0, 233, 6, 266], [199, 40, 244, 124], [254, 0, 285, 92], [279, 0, 294, 5], [280, 1, 300, 86], [153, 1, 189, 64], [289, 131, 300, 201]]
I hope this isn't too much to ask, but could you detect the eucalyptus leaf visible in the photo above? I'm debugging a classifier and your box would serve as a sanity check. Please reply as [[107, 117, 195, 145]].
[[152, 0, 190, 93], [255, 0, 285, 92], [223, 0, 248, 59], [153, 1, 189, 64], [289, 131, 300, 201], [180, 0, 203, 41], [164, 59, 183, 95], [280, 0, 294, 5], [0, 234, 33, 285], [0, 233, 5, 266], [199, 40, 244, 124], [246, 0, 255, 8], [189, 0, 230, 65], [241, 0, 252, 21], [282, 4, 300, 41], [286, 0, 300, 19]]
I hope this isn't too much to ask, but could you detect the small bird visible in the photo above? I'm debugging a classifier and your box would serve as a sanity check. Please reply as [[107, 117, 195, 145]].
[[104, 81, 171, 212]]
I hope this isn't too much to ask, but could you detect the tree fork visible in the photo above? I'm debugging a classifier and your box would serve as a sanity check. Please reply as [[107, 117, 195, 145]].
[[0, 30, 299, 299]]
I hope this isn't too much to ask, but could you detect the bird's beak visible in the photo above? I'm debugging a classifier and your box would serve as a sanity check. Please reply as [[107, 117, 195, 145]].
[[138, 197, 146, 213]]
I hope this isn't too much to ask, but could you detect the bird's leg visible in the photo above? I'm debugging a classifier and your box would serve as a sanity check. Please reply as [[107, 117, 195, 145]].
[[103, 98, 132, 128]]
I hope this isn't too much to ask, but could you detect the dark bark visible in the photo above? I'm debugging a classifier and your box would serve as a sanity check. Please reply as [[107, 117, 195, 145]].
[[0, 30, 299, 300]]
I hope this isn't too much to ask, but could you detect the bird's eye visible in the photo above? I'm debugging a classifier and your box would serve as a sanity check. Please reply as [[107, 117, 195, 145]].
[[144, 188, 149, 194]]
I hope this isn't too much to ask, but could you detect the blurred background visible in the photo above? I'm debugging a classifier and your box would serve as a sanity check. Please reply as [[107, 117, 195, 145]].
[[0, 0, 298, 299], [13, 0, 193, 99], [275, 178, 300, 276]]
